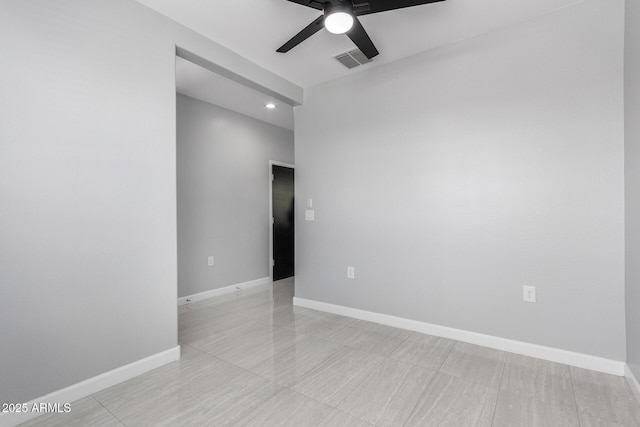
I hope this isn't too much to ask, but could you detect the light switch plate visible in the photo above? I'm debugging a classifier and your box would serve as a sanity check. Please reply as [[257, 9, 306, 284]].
[[347, 266, 355, 279], [305, 209, 315, 221]]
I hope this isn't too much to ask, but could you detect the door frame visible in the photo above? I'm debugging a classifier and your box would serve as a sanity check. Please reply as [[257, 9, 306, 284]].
[[269, 160, 295, 281]]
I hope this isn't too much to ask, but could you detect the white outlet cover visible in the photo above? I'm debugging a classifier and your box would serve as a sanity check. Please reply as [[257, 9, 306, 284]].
[[523, 285, 536, 302], [305, 210, 315, 221]]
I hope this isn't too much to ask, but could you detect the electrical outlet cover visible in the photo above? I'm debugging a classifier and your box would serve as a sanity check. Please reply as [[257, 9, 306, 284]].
[[523, 285, 536, 303]]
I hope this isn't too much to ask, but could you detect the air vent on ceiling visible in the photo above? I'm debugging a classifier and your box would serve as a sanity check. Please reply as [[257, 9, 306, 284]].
[[333, 48, 373, 69]]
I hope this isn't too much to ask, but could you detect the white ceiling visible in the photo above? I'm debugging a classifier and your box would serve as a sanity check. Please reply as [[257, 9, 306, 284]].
[[138, 0, 582, 88], [176, 56, 294, 130], [156, 0, 581, 129]]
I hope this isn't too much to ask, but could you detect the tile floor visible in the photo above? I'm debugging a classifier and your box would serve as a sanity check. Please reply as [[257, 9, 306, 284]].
[[21, 278, 640, 426]]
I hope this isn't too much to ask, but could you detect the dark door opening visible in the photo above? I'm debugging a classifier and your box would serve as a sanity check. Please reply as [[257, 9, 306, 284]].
[[272, 165, 294, 281]]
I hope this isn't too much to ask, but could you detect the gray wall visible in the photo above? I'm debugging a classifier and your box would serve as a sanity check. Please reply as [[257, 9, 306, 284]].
[[295, 0, 626, 360], [0, 0, 299, 405], [626, 0, 640, 378], [177, 94, 294, 298]]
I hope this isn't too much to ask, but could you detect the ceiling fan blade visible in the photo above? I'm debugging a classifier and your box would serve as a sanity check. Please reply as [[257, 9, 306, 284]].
[[346, 17, 379, 59], [284, 0, 323, 11], [276, 16, 325, 53], [355, 0, 445, 16]]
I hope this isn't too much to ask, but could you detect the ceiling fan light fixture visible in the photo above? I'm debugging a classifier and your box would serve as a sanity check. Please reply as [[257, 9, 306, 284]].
[[324, 5, 354, 34]]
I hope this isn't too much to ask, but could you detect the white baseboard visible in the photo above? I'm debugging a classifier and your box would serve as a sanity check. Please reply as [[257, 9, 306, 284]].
[[293, 297, 625, 376], [626, 364, 640, 405], [0, 346, 180, 427], [178, 277, 271, 306]]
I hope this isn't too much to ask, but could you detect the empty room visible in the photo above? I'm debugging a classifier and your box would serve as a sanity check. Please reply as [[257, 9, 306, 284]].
[[1, 0, 640, 426]]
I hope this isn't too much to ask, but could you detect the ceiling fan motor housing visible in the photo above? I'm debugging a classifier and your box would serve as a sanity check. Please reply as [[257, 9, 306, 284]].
[[277, 0, 445, 59], [323, 2, 354, 17], [323, 2, 355, 34]]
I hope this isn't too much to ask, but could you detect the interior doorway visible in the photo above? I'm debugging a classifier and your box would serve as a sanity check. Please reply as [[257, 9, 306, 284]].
[[270, 162, 295, 281]]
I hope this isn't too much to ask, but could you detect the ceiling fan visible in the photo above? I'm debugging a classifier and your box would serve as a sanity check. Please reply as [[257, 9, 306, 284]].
[[276, 0, 446, 60]]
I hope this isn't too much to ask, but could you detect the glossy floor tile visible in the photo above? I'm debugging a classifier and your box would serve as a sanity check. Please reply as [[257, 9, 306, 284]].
[[492, 390, 580, 427], [388, 332, 455, 371], [19, 397, 124, 427], [323, 324, 407, 357], [571, 366, 640, 426], [500, 353, 576, 411], [350, 319, 414, 340], [282, 312, 352, 339], [93, 346, 283, 426], [404, 372, 498, 427], [20, 277, 640, 427], [232, 389, 332, 427], [439, 341, 507, 389], [337, 358, 435, 426], [317, 409, 375, 427], [247, 335, 344, 386], [290, 346, 385, 406]]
